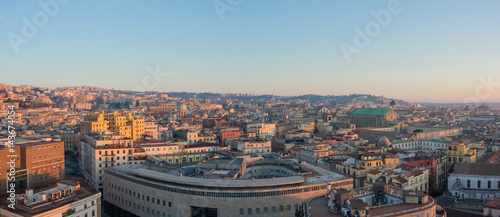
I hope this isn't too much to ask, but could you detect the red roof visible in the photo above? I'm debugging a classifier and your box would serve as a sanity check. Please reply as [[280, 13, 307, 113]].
[[485, 199, 500, 209], [368, 170, 381, 175]]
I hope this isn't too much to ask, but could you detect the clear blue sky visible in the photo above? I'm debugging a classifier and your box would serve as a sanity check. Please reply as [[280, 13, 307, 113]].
[[1, 0, 500, 102]]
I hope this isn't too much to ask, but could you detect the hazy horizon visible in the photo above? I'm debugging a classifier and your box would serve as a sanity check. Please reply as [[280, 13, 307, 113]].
[[2, 0, 500, 103]]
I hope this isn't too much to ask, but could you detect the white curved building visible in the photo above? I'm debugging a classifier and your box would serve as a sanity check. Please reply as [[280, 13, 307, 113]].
[[103, 158, 353, 217]]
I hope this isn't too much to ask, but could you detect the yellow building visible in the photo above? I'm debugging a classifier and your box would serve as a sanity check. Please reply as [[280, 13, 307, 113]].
[[81, 111, 108, 135], [335, 154, 401, 188], [81, 111, 145, 140], [447, 142, 476, 166]]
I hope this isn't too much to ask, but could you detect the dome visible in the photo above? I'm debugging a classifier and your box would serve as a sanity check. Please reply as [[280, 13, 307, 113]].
[[377, 136, 391, 148]]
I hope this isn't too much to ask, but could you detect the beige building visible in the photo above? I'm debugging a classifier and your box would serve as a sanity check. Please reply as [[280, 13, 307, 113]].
[[366, 167, 429, 191], [235, 138, 272, 154], [144, 120, 158, 140], [300, 143, 335, 164], [246, 123, 276, 139], [79, 134, 147, 190]]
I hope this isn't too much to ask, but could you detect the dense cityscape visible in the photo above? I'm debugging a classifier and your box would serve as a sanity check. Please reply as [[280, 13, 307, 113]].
[[3, 1, 500, 216], [0, 84, 499, 216]]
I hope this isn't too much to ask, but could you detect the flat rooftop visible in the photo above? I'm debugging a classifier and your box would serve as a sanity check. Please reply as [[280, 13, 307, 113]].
[[107, 158, 349, 189], [0, 177, 100, 216]]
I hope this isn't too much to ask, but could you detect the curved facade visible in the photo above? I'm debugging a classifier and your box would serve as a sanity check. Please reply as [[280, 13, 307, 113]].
[[103, 160, 353, 217]]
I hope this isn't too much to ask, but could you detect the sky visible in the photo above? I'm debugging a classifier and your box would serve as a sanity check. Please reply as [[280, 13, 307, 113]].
[[1, 0, 500, 103]]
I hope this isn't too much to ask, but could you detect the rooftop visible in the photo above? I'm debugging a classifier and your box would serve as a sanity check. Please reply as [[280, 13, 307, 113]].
[[107, 158, 349, 189], [352, 108, 391, 116], [452, 163, 500, 176], [485, 199, 500, 209], [0, 177, 100, 216]]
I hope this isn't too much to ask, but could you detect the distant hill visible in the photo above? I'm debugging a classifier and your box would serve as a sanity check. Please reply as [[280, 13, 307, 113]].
[[164, 92, 411, 106]]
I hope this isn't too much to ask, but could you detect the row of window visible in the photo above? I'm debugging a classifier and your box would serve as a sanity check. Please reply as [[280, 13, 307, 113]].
[[108, 186, 173, 217], [239, 204, 298, 215], [108, 171, 352, 198], [33, 145, 61, 152], [466, 180, 500, 189], [32, 152, 62, 160], [99, 150, 132, 155]]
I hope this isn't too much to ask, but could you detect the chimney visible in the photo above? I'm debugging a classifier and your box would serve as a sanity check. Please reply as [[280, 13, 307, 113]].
[[26, 189, 34, 202]]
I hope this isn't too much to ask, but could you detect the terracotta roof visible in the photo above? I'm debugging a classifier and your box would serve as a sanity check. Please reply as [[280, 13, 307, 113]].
[[485, 199, 500, 209], [392, 176, 408, 184], [485, 151, 500, 164], [411, 169, 423, 176]]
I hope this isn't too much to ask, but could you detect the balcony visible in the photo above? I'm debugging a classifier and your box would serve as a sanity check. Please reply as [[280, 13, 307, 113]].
[[101, 153, 116, 157]]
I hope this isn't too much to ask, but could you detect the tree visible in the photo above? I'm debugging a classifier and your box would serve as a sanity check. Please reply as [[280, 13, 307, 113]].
[[136, 99, 140, 107], [313, 118, 319, 134]]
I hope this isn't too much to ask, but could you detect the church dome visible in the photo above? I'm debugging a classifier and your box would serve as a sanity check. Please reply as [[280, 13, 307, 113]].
[[377, 136, 391, 148]]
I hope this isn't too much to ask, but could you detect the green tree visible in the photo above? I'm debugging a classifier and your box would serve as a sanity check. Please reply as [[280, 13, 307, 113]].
[[313, 118, 319, 134]]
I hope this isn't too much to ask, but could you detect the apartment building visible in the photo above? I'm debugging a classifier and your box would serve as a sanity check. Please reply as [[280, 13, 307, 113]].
[[447, 142, 477, 166], [0, 136, 65, 193], [300, 143, 335, 164], [235, 138, 271, 154], [79, 134, 147, 190], [366, 166, 429, 191], [246, 123, 276, 139], [81, 111, 145, 140], [335, 154, 401, 188], [61, 129, 82, 151], [144, 120, 158, 140]]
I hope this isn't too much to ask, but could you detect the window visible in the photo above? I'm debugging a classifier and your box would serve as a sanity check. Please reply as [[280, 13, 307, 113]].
[[256, 208, 260, 214], [272, 206, 276, 212], [264, 207, 268, 213], [239, 208, 244, 215], [467, 180, 471, 188], [279, 205, 283, 212], [478, 180, 481, 188], [248, 208, 252, 214], [287, 205, 291, 211], [488, 181, 491, 188]]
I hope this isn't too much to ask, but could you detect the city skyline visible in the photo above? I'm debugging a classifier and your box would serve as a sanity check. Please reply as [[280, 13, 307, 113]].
[[3, 82, 500, 104], [3, 1, 500, 217], [2, 1, 500, 102]]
